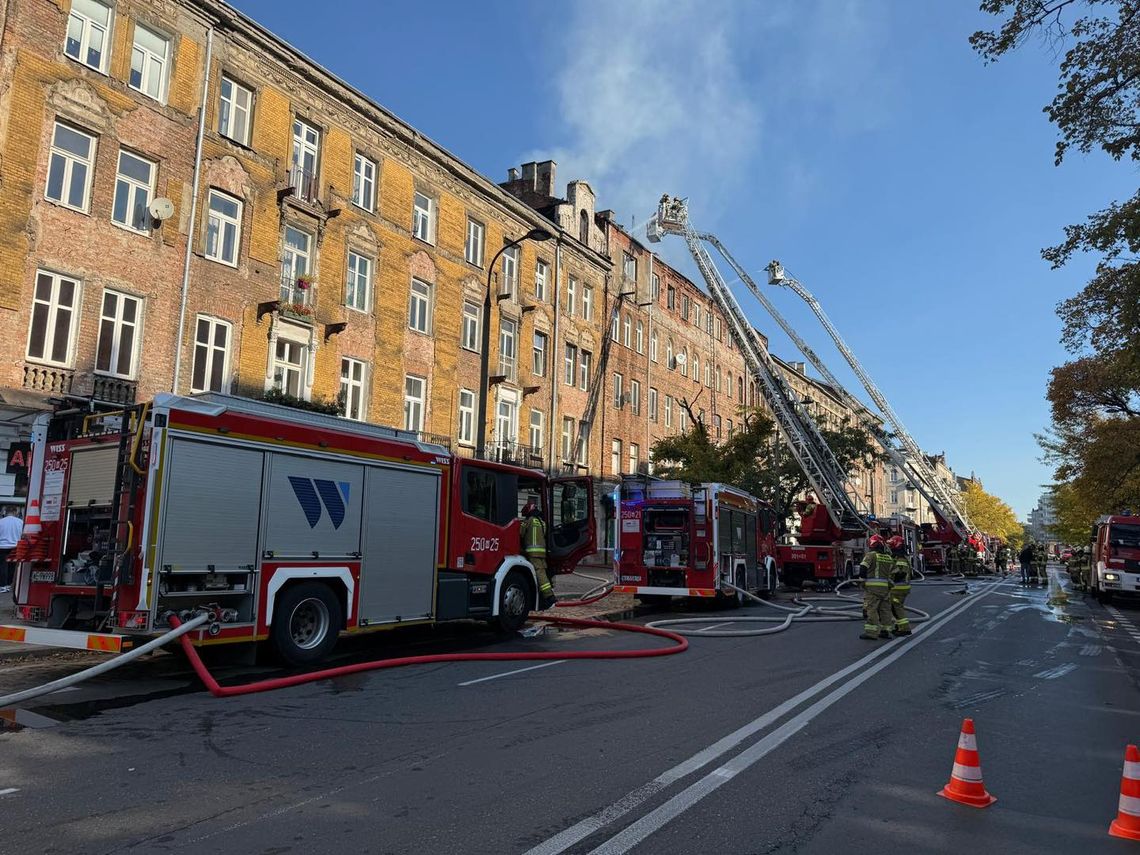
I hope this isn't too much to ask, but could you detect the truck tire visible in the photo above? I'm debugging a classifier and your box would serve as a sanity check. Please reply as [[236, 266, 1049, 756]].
[[271, 582, 343, 666], [494, 570, 532, 634]]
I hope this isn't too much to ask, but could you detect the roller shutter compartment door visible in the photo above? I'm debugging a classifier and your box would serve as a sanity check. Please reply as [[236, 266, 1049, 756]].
[[67, 446, 119, 507]]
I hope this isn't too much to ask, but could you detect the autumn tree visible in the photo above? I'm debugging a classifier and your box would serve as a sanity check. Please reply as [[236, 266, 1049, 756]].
[[973, 1, 1140, 527], [961, 480, 1023, 543]]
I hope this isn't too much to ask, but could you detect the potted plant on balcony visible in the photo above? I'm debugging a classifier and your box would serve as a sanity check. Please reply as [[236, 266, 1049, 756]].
[[295, 274, 314, 292], [281, 302, 313, 322]]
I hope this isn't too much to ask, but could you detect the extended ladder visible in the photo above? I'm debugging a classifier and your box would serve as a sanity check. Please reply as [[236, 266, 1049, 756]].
[[572, 283, 627, 470]]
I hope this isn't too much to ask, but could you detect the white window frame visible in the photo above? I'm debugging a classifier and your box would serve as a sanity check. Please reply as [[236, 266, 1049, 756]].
[[665, 395, 674, 428], [611, 439, 622, 476], [205, 190, 242, 267], [290, 118, 321, 198], [636, 320, 644, 354], [46, 121, 96, 213], [218, 75, 253, 146], [501, 245, 519, 297], [495, 389, 519, 445], [27, 270, 81, 368], [532, 330, 547, 377], [111, 149, 155, 234], [404, 374, 426, 433], [408, 278, 432, 334], [582, 285, 594, 321], [498, 317, 518, 381], [95, 289, 142, 379], [579, 350, 591, 391], [412, 192, 436, 244], [340, 357, 368, 421], [561, 416, 575, 463], [631, 379, 641, 416], [652, 273, 660, 300], [345, 251, 372, 312], [613, 373, 624, 409], [529, 408, 544, 452], [281, 225, 313, 305], [566, 275, 577, 316], [534, 259, 549, 302], [465, 217, 485, 267], [458, 389, 476, 447], [129, 23, 170, 102], [190, 315, 231, 394], [271, 326, 310, 400], [623, 252, 636, 282], [576, 421, 589, 466], [622, 314, 631, 347], [65, 0, 111, 73], [649, 387, 658, 422], [564, 343, 577, 386], [650, 330, 658, 363], [461, 301, 481, 352], [352, 153, 376, 212], [629, 443, 640, 475]]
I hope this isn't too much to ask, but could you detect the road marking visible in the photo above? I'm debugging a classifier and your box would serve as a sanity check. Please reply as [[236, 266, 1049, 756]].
[[950, 688, 1007, 709], [584, 580, 1003, 855], [524, 579, 1004, 855], [1104, 606, 1140, 644], [0, 788, 19, 796], [458, 660, 566, 687], [1080, 644, 1102, 657], [1033, 663, 1078, 680]]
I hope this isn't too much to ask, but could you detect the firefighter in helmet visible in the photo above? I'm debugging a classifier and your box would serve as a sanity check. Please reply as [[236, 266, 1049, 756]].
[[887, 535, 912, 636], [799, 494, 818, 537], [858, 534, 894, 640], [521, 498, 556, 610]]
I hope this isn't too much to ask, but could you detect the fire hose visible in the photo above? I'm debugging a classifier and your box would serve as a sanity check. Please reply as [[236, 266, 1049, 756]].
[[554, 570, 614, 607]]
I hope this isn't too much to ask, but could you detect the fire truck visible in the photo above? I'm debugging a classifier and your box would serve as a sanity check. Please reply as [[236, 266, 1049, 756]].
[[776, 500, 862, 590], [2, 393, 595, 664], [919, 513, 962, 573], [1088, 513, 1140, 603], [612, 476, 779, 604]]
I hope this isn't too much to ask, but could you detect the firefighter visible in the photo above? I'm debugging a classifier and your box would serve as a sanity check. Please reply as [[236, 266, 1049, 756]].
[[946, 542, 961, 576], [1018, 541, 1034, 585], [1033, 542, 1048, 586], [995, 545, 1009, 575], [858, 535, 894, 640], [561, 483, 579, 525], [887, 535, 912, 636], [521, 500, 557, 610]]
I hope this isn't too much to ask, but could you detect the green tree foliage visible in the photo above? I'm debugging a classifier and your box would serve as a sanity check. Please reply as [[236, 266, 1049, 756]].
[[961, 480, 1023, 542], [973, 0, 1140, 526]]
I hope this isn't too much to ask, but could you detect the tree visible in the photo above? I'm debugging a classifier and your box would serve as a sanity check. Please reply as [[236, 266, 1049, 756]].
[[961, 480, 1023, 542], [973, 0, 1140, 520]]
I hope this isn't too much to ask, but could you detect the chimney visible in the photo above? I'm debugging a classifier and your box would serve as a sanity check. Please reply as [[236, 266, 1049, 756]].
[[536, 160, 556, 197], [597, 209, 615, 222], [507, 167, 520, 182], [791, 361, 807, 375], [521, 161, 538, 189]]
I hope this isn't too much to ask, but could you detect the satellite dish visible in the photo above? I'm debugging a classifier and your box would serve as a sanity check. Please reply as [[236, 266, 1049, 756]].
[[675, 352, 687, 365], [148, 197, 175, 221]]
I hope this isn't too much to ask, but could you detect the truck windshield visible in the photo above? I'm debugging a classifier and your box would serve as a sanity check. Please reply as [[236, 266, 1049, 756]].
[[1110, 524, 1140, 548]]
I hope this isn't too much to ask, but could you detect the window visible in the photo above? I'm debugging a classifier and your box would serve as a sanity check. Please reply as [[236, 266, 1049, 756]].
[[95, 290, 141, 378], [727, 418, 734, 437], [205, 190, 241, 266], [649, 387, 658, 422], [705, 363, 712, 387], [561, 417, 575, 462], [714, 414, 722, 438], [65, 0, 111, 71], [611, 313, 619, 342], [613, 373, 624, 409], [579, 209, 589, 244], [695, 306, 703, 331], [666, 339, 674, 370], [532, 330, 548, 377], [345, 251, 372, 312], [889, 490, 899, 505], [495, 392, 518, 444], [652, 273, 660, 301], [218, 75, 253, 146], [650, 330, 658, 362], [682, 295, 691, 322], [717, 369, 722, 393], [582, 285, 594, 320], [890, 467, 900, 483], [46, 122, 95, 212], [623, 314, 631, 347], [498, 318, 518, 381], [566, 275, 577, 316], [715, 318, 722, 340], [461, 301, 481, 352], [458, 389, 476, 446], [611, 439, 622, 476], [529, 409, 544, 451], [291, 118, 320, 201], [404, 375, 426, 432], [623, 252, 637, 282], [667, 285, 676, 310], [272, 335, 308, 399], [738, 376, 745, 403], [112, 150, 154, 233], [280, 226, 312, 304], [579, 350, 592, 390], [130, 24, 169, 101], [629, 443, 640, 475], [692, 354, 699, 382], [27, 270, 80, 366], [534, 259, 549, 301], [564, 343, 577, 386], [680, 407, 689, 431], [636, 320, 644, 354], [412, 192, 435, 243], [191, 315, 230, 393], [340, 357, 367, 421], [665, 395, 674, 428], [706, 312, 714, 336], [501, 245, 518, 296], [465, 217, 485, 266], [631, 379, 641, 415], [408, 278, 432, 333], [577, 421, 589, 466], [353, 153, 376, 211]]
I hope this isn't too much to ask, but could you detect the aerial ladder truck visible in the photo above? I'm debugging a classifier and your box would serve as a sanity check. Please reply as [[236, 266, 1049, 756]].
[[648, 197, 872, 588]]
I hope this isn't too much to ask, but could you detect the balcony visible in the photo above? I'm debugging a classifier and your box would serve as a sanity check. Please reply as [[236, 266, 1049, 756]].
[[288, 165, 319, 204], [487, 440, 544, 469], [496, 353, 518, 384], [91, 375, 138, 405], [279, 271, 314, 323], [23, 364, 73, 395]]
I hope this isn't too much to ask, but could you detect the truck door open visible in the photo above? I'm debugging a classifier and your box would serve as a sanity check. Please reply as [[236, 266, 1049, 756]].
[[548, 476, 595, 573]]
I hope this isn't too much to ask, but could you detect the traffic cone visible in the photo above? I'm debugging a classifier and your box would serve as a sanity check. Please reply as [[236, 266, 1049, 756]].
[[1109, 745, 1140, 840], [937, 718, 996, 808], [23, 499, 41, 536]]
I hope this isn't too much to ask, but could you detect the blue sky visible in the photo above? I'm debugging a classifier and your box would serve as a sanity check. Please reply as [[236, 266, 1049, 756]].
[[232, 0, 1124, 519]]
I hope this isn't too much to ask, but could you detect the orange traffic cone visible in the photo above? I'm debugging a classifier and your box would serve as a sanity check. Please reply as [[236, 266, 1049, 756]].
[[937, 718, 996, 808], [23, 498, 41, 536], [1109, 745, 1140, 840]]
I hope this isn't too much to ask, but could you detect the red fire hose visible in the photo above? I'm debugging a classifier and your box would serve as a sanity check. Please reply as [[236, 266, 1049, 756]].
[[169, 613, 687, 698]]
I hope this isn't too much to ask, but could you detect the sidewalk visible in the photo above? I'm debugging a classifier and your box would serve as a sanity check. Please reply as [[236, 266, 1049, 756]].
[[549, 567, 639, 622]]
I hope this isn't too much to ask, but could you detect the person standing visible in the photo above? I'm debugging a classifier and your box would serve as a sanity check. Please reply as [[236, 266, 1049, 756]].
[[1018, 542, 1034, 586], [859, 535, 894, 640], [520, 500, 556, 610], [887, 535, 913, 636], [0, 506, 24, 594]]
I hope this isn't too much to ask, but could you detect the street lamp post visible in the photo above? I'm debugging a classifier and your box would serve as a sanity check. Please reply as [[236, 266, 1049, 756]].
[[476, 227, 554, 457]]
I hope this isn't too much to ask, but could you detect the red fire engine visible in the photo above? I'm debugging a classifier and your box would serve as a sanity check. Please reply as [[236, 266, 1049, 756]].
[[612, 476, 779, 604], [1, 393, 595, 664], [1088, 513, 1140, 602], [775, 495, 863, 590]]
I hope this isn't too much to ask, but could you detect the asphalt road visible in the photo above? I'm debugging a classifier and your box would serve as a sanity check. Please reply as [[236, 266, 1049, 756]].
[[3, 567, 1139, 854]]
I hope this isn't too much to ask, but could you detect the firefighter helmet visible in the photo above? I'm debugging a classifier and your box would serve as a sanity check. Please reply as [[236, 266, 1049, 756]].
[[868, 534, 886, 550], [521, 500, 539, 517], [887, 535, 905, 551]]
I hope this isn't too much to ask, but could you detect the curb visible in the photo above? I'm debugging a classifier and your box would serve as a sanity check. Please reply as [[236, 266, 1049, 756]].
[[0, 644, 103, 663]]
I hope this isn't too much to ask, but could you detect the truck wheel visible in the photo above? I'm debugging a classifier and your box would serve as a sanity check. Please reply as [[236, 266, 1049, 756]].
[[494, 571, 532, 634], [271, 582, 343, 666]]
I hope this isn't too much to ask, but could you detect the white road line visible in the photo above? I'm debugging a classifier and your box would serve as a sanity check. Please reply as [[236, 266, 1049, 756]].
[[458, 660, 566, 687], [1033, 663, 1078, 680], [585, 581, 1002, 855], [523, 580, 1003, 855], [0, 788, 19, 796]]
